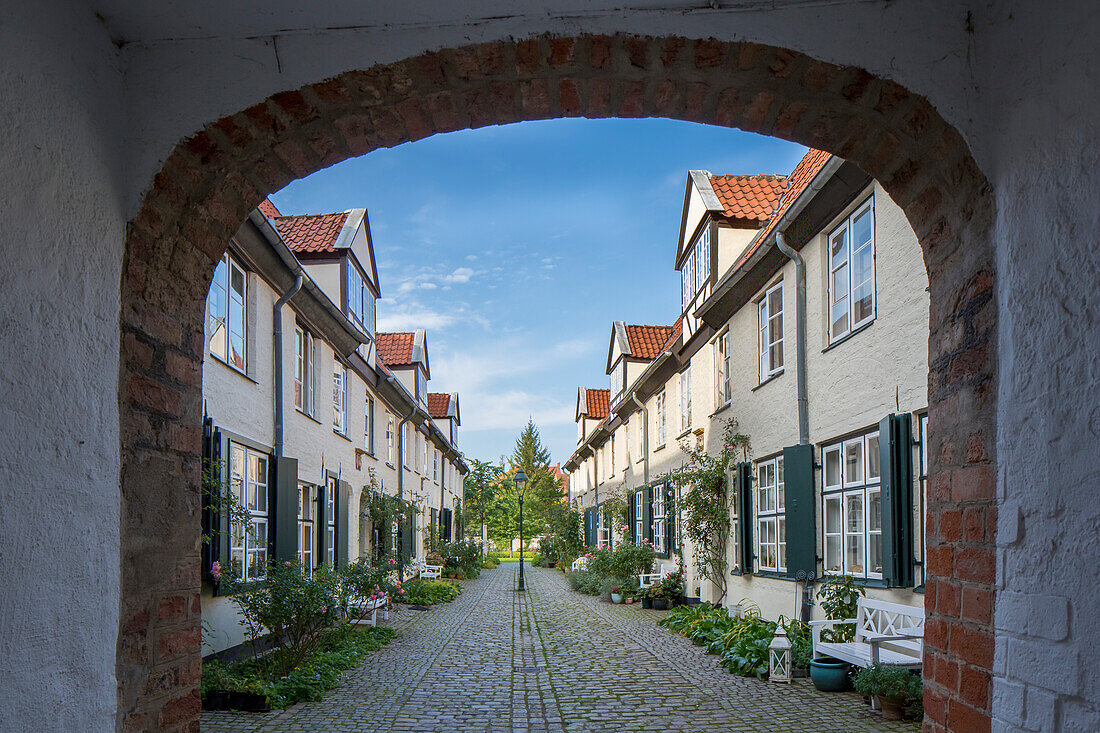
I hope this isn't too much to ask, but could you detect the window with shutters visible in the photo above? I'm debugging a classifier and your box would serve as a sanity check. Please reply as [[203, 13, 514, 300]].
[[828, 198, 876, 343], [298, 483, 316, 576], [325, 476, 337, 567], [230, 443, 268, 581], [652, 485, 667, 554], [597, 506, 610, 548], [634, 491, 645, 543], [333, 363, 347, 434], [822, 429, 882, 579], [756, 456, 785, 572], [208, 252, 247, 372], [729, 467, 742, 572], [715, 330, 731, 407], [294, 328, 315, 416], [758, 282, 784, 381]]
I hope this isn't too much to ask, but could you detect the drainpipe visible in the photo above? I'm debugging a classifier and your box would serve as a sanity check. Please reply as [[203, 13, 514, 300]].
[[273, 275, 303, 456], [630, 390, 650, 486], [776, 230, 808, 445]]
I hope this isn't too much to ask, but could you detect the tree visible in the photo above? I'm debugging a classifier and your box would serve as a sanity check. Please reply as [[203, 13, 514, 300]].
[[463, 459, 503, 537], [509, 419, 561, 532]]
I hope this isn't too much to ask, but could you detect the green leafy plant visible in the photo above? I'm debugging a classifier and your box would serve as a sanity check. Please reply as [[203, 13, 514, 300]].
[[569, 569, 604, 595], [668, 418, 751, 605], [854, 663, 919, 702], [400, 579, 461, 605], [816, 575, 866, 642]]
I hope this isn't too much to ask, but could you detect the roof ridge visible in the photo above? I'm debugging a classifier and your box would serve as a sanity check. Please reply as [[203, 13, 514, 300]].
[[272, 210, 346, 220]]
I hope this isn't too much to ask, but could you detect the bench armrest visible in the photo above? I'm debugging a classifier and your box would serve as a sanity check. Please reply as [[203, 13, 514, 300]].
[[808, 618, 857, 627], [868, 634, 923, 664]]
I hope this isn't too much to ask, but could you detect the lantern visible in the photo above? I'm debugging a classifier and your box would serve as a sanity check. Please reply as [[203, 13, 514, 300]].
[[769, 627, 792, 683]]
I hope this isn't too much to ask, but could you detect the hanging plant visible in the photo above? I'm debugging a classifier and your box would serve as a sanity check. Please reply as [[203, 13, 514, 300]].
[[669, 417, 750, 605]]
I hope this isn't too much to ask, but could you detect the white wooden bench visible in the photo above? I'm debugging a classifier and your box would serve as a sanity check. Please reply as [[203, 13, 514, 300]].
[[571, 557, 588, 571], [810, 597, 924, 668], [418, 558, 443, 580], [348, 593, 389, 626], [638, 563, 678, 589]]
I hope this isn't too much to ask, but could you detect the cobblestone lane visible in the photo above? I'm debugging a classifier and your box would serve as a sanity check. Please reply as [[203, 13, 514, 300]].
[[202, 565, 919, 732]]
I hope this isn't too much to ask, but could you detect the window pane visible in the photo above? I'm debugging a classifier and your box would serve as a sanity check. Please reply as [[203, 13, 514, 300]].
[[852, 206, 873, 250], [867, 434, 881, 481], [868, 489, 882, 532], [830, 228, 849, 270], [826, 495, 841, 533], [844, 439, 863, 485], [825, 536, 842, 573], [824, 447, 841, 488], [846, 534, 864, 576], [853, 279, 874, 323], [770, 342, 783, 372], [846, 494, 863, 533], [869, 533, 883, 576], [831, 296, 849, 337]]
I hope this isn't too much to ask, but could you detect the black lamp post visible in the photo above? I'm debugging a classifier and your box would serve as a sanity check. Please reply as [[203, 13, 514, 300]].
[[515, 468, 528, 591]]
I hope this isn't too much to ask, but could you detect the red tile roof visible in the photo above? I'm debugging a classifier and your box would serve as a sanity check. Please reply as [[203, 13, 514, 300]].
[[732, 150, 833, 271], [624, 324, 675, 360], [709, 174, 787, 224], [584, 388, 610, 419], [426, 393, 451, 419], [258, 198, 281, 218], [376, 332, 415, 366], [271, 211, 348, 256], [662, 319, 683, 351]]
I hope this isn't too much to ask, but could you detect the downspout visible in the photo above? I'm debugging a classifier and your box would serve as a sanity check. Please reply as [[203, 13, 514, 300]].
[[776, 230, 808, 445], [273, 275, 303, 456], [390, 376, 419, 571]]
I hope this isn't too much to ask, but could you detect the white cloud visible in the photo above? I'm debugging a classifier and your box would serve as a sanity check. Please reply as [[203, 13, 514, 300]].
[[445, 267, 475, 284], [377, 303, 456, 331], [465, 254, 479, 261], [419, 282, 438, 290]]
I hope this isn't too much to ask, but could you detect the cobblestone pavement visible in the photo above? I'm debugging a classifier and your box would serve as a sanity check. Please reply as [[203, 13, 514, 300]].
[[202, 564, 920, 732]]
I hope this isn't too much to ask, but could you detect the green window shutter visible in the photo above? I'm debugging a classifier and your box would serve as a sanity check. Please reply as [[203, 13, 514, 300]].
[[606, 509, 613, 549], [665, 482, 675, 554], [644, 487, 653, 542], [880, 414, 915, 587], [585, 508, 596, 547], [782, 444, 816, 580], [273, 456, 299, 565], [736, 462, 754, 574], [627, 499, 635, 543], [336, 480, 350, 569]]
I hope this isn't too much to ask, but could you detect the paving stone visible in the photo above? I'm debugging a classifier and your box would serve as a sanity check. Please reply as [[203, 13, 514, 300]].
[[201, 564, 920, 732]]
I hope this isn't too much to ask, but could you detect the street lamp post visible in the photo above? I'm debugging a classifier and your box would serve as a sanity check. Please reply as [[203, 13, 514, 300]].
[[515, 469, 528, 591]]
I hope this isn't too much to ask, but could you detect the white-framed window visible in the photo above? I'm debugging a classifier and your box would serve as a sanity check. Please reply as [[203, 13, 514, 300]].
[[386, 415, 395, 465], [298, 483, 316, 575], [624, 417, 631, 463], [822, 429, 882, 579], [346, 262, 376, 337], [597, 506, 610, 548], [364, 396, 374, 453], [656, 391, 667, 446], [634, 413, 643, 459], [325, 476, 337, 568], [229, 443, 268, 581], [653, 485, 667, 555], [611, 361, 624, 402], [759, 282, 784, 380], [402, 423, 409, 467], [680, 367, 692, 431], [421, 434, 428, 474], [433, 450, 439, 483], [634, 490, 645, 542], [756, 455, 785, 573], [828, 197, 876, 343], [715, 330, 731, 407], [695, 227, 710, 292], [417, 370, 427, 404], [729, 467, 742, 572], [294, 328, 315, 415], [208, 252, 247, 372], [333, 362, 347, 434], [680, 247, 696, 310]]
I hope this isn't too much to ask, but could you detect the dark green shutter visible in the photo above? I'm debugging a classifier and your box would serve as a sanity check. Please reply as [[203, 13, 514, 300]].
[[880, 414, 915, 587], [336, 480, 350, 569], [736, 462, 754, 574], [627, 498, 636, 543], [643, 487, 653, 543], [273, 457, 299, 565], [584, 507, 595, 547], [665, 482, 675, 554], [400, 507, 414, 561], [782, 444, 816, 580]]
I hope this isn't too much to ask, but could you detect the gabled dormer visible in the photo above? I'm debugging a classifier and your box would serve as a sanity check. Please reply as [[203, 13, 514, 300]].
[[271, 207, 380, 366], [377, 330, 430, 404], [675, 171, 785, 342], [427, 392, 461, 447], [575, 387, 610, 445], [605, 322, 675, 408]]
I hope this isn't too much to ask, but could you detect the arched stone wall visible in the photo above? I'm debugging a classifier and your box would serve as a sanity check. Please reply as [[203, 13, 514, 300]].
[[118, 34, 996, 732]]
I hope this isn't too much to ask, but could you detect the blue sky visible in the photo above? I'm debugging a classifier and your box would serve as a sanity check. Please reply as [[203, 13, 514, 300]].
[[271, 118, 806, 466]]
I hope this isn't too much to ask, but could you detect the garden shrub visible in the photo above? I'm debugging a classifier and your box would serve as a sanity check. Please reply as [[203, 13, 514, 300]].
[[440, 540, 483, 579], [400, 579, 461, 605], [816, 575, 865, 642], [569, 569, 604, 596]]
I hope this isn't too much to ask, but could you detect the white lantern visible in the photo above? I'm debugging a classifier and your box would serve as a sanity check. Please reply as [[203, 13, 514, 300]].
[[769, 627, 792, 683]]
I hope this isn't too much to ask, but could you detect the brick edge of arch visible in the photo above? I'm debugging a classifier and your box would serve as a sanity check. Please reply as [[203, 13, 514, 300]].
[[117, 33, 997, 733]]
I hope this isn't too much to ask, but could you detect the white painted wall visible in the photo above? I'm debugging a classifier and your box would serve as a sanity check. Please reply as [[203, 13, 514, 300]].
[[1, 0, 1098, 727]]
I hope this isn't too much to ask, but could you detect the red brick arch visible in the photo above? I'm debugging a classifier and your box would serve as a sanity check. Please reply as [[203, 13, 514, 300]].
[[119, 33, 996, 732]]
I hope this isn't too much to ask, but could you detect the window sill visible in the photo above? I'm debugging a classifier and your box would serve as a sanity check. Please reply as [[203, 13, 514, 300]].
[[333, 430, 351, 442], [709, 401, 733, 419], [822, 319, 875, 354], [676, 428, 693, 440], [752, 570, 795, 581], [210, 354, 256, 383], [654, 444, 667, 453], [386, 462, 394, 469], [296, 408, 322, 425], [752, 370, 785, 392]]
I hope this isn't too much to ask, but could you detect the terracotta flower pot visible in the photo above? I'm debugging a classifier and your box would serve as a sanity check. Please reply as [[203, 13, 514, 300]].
[[879, 695, 905, 721]]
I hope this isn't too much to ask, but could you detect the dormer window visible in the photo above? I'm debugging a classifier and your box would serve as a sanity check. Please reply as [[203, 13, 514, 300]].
[[346, 262, 376, 337], [680, 227, 710, 311], [610, 361, 624, 402], [417, 370, 427, 404]]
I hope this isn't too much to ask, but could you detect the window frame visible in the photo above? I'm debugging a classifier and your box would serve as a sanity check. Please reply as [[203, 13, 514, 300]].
[[828, 197, 876, 344], [634, 491, 644, 542], [755, 455, 786, 573], [208, 252, 248, 374], [652, 485, 667, 555], [758, 281, 784, 381], [298, 482, 316, 576], [333, 361, 347, 434], [715, 330, 732, 407], [325, 475, 337, 568], [680, 366, 692, 431], [386, 415, 395, 465], [229, 443, 269, 582], [821, 429, 883, 580], [656, 391, 667, 447], [364, 395, 375, 454]]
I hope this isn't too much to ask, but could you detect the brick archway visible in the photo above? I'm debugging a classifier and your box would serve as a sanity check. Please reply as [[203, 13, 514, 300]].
[[119, 34, 995, 732]]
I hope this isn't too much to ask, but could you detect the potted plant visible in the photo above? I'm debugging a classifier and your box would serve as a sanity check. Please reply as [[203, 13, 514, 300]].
[[809, 656, 852, 692], [648, 584, 669, 611], [854, 664, 918, 720], [660, 568, 685, 607], [624, 594, 634, 605], [610, 586, 623, 604]]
